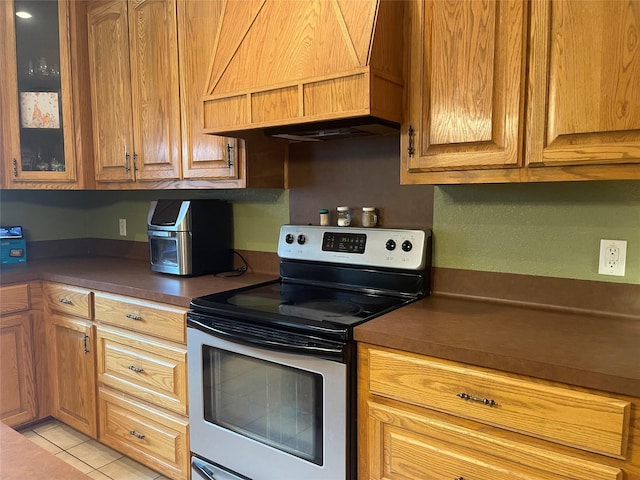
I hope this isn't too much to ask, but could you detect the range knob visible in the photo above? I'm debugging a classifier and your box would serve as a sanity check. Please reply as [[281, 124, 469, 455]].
[[402, 240, 413, 252], [297, 234, 306, 245], [285, 233, 295, 244], [385, 239, 396, 251]]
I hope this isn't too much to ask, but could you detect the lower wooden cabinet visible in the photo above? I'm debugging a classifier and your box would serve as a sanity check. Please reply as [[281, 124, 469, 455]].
[[0, 311, 37, 426], [48, 314, 98, 438], [0, 282, 45, 428], [95, 291, 190, 480], [358, 344, 639, 480], [99, 387, 189, 480]]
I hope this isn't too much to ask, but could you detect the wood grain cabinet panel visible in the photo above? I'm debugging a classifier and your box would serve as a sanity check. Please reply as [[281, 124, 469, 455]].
[[43, 282, 93, 320], [87, 0, 181, 184], [94, 292, 187, 344], [48, 314, 98, 438], [0, 283, 30, 314], [358, 344, 639, 480], [0, 311, 37, 427], [99, 387, 189, 480], [401, 0, 640, 184], [97, 325, 188, 415], [401, 0, 526, 180]]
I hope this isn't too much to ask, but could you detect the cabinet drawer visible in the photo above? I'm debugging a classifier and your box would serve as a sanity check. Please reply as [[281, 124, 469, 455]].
[[43, 282, 93, 320], [94, 292, 187, 344], [366, 346, 630, 458], [0, 284, 30, 314], [97, 325, 187, 415], [366, 400, 622, 480], [99, 387, 189, 480]]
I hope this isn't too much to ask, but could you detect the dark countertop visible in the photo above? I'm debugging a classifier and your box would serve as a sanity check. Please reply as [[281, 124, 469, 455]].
[[2, 257, 638, 398], [0, 257, 279, 307], [355, 295, 640, 397]]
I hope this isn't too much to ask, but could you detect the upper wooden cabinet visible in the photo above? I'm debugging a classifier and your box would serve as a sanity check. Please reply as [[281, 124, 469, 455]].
[[402, 0, 640, 184], [87, 0, 286, 189], [201, 0, 405, 135], [0, 0, 94, 189], [87, 0, 181, 184]]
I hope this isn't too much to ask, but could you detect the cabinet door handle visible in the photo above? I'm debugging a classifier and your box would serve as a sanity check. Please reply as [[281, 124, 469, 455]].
[[83, 334, 90, 354], [133, 152, 138, 171], [129, 430, 145, 440], [227, 144, 234, 167], [128, 365, 144, 373], [58, 297, 73, 305], [457, 392, 497, 407], [13, 158, 18, 177], [126, 313, 142, 321], [407, 125, 415, 158]]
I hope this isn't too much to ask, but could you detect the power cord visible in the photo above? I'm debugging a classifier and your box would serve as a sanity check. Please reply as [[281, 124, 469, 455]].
[[214, 250, 249, 277]]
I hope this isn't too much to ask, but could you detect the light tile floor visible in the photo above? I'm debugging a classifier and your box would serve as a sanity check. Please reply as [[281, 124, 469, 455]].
[[19, 419, 171, 480]]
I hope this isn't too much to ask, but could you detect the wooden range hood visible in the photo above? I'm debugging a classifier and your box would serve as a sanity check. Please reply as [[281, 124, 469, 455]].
[[201, 0, 405, 140]]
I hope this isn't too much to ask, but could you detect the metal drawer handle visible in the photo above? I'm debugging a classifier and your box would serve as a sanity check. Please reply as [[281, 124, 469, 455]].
[[454, 477, 465, 480], [128, 365, 144, 374], [129, 430, 145, 440], [457, 392, 497, 407], [59, 298, 73, 305], [126, 313, 142, 320]]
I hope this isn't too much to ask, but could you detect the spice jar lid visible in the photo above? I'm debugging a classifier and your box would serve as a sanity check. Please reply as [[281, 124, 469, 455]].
[[337, 206, 350, 211], [362, 207, 376, 211], [319, 208, 329, 213]]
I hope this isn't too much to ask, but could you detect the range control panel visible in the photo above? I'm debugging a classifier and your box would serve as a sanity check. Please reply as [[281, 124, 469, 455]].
[[278, 225, 431, 270]]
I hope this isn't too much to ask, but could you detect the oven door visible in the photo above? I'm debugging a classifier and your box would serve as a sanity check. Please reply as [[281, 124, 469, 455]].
[[148, 230, 191, 275], [187, 322, 349, 480]]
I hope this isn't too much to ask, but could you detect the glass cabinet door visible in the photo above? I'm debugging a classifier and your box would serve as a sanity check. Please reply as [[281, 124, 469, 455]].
[[1, 0, 81, 186]]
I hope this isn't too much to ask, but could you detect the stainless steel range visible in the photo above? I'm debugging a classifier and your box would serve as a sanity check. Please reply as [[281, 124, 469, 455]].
[[187, 225, 432, 480]]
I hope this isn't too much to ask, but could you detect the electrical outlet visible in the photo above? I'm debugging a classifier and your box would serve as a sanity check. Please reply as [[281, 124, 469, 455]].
[[119, 218, 127, 237], [598, 239, 627, 276]]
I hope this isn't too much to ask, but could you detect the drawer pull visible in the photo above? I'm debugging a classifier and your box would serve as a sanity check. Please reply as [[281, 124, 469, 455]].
[[129, 430, 145, 440], [454, 477, 465, 480], [58, 298, 73, 305], [126, 313, 142, 321], [128, 365, 144, 374], [457, 392, 497, 407]]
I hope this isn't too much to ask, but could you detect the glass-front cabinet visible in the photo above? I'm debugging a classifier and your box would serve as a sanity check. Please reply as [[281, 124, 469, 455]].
[[1, 0, 93, 188]]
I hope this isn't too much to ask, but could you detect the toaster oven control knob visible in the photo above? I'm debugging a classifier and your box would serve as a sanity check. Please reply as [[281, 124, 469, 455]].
[[297, 234, 306, 245], [285, 233, 295, 244], [402, 240, 413, 252], [385, 239, 396, 251]]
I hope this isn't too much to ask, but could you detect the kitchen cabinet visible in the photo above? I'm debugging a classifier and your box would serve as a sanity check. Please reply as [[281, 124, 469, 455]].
[[87, 0, 181, 185], [0, 0, 94, 189], [0, 284, 37, 427], [358, 344, 639, 479], [200, 0, 404, 135], [94, 291, 189, 480], [87, 0, 285, 190], [44, 282, 98, 438], [401, 0, 640, 184]]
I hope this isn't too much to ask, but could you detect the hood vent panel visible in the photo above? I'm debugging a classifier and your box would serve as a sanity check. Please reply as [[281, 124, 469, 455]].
[[202, 0, 404, 138]]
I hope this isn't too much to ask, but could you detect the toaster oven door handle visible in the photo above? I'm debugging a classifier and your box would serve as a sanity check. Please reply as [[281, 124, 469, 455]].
[[148, 230, 175, 238]]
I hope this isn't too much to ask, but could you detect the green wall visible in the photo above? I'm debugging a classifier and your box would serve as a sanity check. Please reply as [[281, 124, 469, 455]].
[[0, 189, 289, 252], [1, 180, 638, 285], [432, 181, 640, 284]]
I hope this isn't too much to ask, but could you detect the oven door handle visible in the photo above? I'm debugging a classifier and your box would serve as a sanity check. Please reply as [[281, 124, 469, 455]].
[[188, 318, 347, 362], [192, 457, 249, 480]]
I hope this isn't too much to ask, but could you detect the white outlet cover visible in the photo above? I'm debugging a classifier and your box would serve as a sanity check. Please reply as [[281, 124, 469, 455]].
[[598, 239, 627, 276]]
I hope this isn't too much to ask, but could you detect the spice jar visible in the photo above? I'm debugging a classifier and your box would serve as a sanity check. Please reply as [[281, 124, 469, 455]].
[[361, 207, 378, 227], [319, 208, 330, 226], [337, 206, 352, 226]]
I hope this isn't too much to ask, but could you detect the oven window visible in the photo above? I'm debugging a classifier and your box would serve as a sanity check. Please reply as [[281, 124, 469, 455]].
[[149, 238, 178, 267], [202, 346, 323, 465]]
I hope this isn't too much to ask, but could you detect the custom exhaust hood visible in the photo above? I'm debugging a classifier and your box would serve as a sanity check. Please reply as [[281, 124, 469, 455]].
[[201, 0, 405, 140]]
